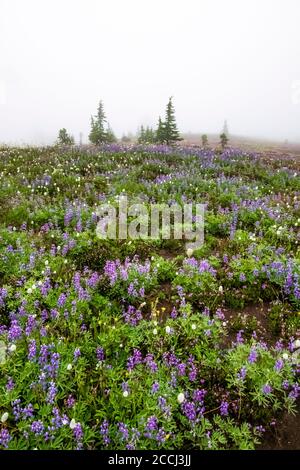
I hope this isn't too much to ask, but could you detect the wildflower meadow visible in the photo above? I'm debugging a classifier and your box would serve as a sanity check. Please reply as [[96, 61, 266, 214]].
[[0, 144, 299, 450]]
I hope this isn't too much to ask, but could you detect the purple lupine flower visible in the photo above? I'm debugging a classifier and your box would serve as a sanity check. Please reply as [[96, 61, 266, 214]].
[[248, 348, 258, 364], [23, 404, 34, 419], [182, 401, 197, 421], [169, 371, 177, 388], [104, 261, 118, 285], [237, 366, 247, 380], [177, 362, 186, 376], [288, 384, 300, 400], [51, 407, 62, 429], [158, 396, 171, 417], [87, 272, 99, 288], [66, 395, 76, 408], [12, 399, 22, 420], [6, 377, 15, 391], [74, 348, 81, 360], [31, 420, 44, 435], [57, 293, 67, 308], [144, 353, 158, 372], [50, 309, 59, 320], [262, 384, 272, 395], [39, 344, 49, 365], [170, 306, 178, 319], [8, 320, 22, 341], [220, 400, 229, 416], [145, 416, 158, 431], [274, 359, 284, 371], [0, 287, 8, 308], [188, 356, 197, 382], [100, 419, 110, 446], [96, 347, 105, 361], [275, 340, 284, 351], [128, 283, 137, 297], [25, 315, 37, 336], [73, 422, 83, 441], [127, 349, 143, 371], [193, 389, 207, 402], [255, 425, 266, 434], [64, 207, 74, 226], [40, 326, 47, 337], [282, 379, 289, 390], [151, 382, 160, 393], [41, 309, 49, 322], [123, 305, 142, 326], [48, 352, 60, 378], [28, 339, 37, 361], [0, 429, 11, 448], [215, 308, 225, 320], [118, 422, 129, 441], [47, 381, 57, 404], [156, 427, 166, 444], [163, 351, 179, 367], [235, 330, 244, 344]]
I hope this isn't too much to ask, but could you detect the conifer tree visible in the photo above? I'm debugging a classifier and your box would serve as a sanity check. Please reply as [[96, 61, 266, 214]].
[[138, 125, 156, 144], [220, 132, 229, 149], [144, 126, 155, 143], [56, 128, 74, 145], [156, 117, 166, 144], [163, 97, 182, 145], [201, 134, 208, 147], [89, 100, 115, 144]]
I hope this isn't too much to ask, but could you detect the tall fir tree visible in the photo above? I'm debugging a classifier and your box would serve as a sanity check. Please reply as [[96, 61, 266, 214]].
[[89, 100, 115, 144], [156, 117, 166, 144], [163, 97, 182, 145]]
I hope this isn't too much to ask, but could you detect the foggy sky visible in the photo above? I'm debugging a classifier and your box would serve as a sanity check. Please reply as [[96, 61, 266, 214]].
[[1, 0, 300, 144]]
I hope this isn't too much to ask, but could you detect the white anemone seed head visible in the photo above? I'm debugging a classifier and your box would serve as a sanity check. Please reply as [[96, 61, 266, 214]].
[[1, 412, 9, 423], [69, 418, 77, 429], [177, 392, 185, 404]]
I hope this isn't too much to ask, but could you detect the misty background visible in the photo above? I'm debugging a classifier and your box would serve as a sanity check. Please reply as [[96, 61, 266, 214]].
[[0, 0, 300, 145]]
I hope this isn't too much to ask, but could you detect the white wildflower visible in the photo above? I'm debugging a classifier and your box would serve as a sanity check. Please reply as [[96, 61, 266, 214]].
[[1, 412, 9, 423], [177, 392, 185, 404], [69, 418, 77, 429]]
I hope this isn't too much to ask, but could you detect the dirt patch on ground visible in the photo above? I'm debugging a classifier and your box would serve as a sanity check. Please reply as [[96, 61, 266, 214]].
[[258, 400, 300, 450], [222, 302, 273, 347]]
